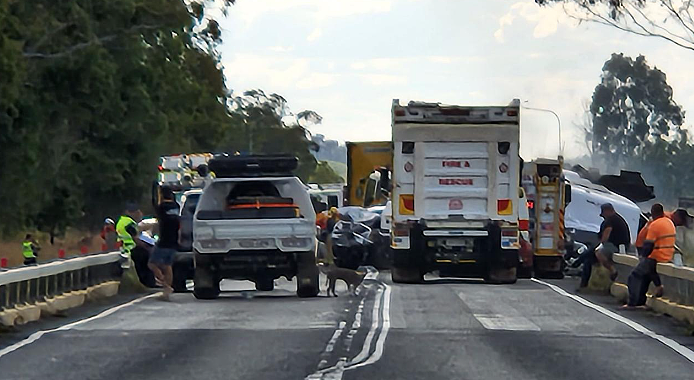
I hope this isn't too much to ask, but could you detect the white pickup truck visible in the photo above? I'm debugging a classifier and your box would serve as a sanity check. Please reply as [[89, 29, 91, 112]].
[[390, 99, 522, 284], [192, 155, 319, 299]]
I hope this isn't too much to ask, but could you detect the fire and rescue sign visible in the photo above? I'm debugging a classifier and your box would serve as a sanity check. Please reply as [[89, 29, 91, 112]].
[[442, 160, 470, 168], [439, 178, 473, 186]]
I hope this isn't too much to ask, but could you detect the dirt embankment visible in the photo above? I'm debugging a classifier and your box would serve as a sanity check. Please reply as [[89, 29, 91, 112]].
[[0, 230, 106, 268]]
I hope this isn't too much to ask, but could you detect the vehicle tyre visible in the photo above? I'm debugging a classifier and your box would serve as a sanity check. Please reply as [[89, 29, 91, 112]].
[[193, 266, 220, 300], [485, 266, 517, 284], [517, 265, 533, 279], [297, 274, 319, 298], [255, 278, 275, 291], [296, 251, 320, 298], [391, 266, 423, 284], [172, 264, 189, 293]]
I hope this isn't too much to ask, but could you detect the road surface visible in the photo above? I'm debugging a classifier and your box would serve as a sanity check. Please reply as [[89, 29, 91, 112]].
[[1, 271, 693, 379]]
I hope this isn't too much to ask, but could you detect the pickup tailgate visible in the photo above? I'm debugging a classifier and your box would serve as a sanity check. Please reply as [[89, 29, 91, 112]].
[[194, 218, 315, 253]]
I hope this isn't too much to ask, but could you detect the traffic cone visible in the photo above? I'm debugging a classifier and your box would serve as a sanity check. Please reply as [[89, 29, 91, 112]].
[[0, 258, 7, 268], [58, 249, 65, 258], [80, 246, 88, 254]]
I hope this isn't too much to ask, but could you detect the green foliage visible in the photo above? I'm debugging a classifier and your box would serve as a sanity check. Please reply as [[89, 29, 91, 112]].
[[309, 161, 344, 184], [589, 53, 693, 203], [0, 0, 322, 239], [591, 53, 684, 166]]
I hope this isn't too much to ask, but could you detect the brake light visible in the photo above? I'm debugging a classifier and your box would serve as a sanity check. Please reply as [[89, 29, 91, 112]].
[[399, 194, 414, 215], [519, 219, 529, 231], [394, 107, 406, 116], [527, 200, 534, 209], [501, 229, 518, 237], [498, 199, 512, 215], [393, 223, 410, 237], [507, 109, 518, 117], [158, 165, 164, 171]]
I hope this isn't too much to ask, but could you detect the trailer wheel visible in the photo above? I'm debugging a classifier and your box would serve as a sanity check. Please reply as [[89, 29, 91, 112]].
[[391, 266, 423, 284]]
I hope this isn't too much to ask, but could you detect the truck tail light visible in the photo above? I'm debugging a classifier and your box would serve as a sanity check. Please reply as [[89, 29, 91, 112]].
[[501, 229, 518, 237], [498, 199, 512, 215], [399, 194, 414, 215], [393, 223, 410, 237], [518, 219, 529, 231]]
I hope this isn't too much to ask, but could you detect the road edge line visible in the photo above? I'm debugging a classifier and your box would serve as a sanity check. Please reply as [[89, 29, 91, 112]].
[[0, 292, 160, 359], [532, 278, 694, 364]]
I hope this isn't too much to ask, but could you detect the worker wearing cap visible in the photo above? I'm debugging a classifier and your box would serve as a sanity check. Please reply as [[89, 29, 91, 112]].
[[625, 203, 676, 308], [116, 203, 144, 268], [595, 203, 630, 282]]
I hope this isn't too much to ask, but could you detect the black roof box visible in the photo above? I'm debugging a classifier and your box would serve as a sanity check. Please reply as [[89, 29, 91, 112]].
[[209, 154, 299, 178]]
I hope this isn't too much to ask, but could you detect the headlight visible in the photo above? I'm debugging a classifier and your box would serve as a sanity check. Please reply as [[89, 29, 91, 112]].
[[195, 227, 214, 240]]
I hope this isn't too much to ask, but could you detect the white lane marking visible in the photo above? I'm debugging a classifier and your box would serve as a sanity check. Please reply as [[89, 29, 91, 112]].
[[532, 278, 694, 364], [0, 292, 159, 359], [346, 283, 391, 369], [473, 315, 541, 331], [349, 287, 383, 364], [458, 291, 540, 331], [306, 274, 393, 379]]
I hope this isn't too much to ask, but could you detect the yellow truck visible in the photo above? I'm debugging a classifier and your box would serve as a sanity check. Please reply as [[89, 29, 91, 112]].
[[521, 157, 570, 278], [346, 141, 393, 207]]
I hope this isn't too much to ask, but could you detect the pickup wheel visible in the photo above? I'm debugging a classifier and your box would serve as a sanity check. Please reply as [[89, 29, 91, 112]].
[[297, 274, 319, 298], [391, 267, 423, 284], [193, 266, 220, 300], [172, 262, 190, 293], [255, 278, 275, 291], [296, 251, 319, 298]]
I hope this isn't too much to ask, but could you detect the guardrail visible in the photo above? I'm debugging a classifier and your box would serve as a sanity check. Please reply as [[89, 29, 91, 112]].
[[0, 252, 121, 326], [612, 253, 694, 325]]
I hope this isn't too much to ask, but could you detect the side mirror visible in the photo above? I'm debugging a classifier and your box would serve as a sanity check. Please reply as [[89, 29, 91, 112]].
[[564, 184, 572, 205], [378, 168, 391, 192]]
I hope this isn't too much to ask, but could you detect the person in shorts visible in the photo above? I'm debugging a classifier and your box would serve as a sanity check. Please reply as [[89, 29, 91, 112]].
[[148, 187, 180, 299]]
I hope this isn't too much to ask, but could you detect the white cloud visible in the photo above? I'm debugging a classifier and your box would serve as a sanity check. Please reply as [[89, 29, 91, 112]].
[[358, 74, 407, 86], [307, 27, 322, 42], [231, 0, 393, 30], [494, 1, 576, 43], [269, 45, 295, 53], [296, 73, 338, 90]]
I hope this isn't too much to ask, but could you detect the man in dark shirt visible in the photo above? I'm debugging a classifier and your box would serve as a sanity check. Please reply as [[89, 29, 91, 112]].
[[148, 187, 180, 300], [595, 203, 631, 282]]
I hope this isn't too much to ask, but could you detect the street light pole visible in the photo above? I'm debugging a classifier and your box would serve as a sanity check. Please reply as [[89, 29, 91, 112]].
[[522, 103, 562, 155]]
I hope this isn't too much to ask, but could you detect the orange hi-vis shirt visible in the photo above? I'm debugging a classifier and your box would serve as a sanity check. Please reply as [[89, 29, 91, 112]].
[[646, 216, 676, 263], [635, 212, 674, 248]]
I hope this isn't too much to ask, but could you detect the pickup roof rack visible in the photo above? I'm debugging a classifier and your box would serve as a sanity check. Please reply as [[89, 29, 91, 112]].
[[209, 154, 299, 178]]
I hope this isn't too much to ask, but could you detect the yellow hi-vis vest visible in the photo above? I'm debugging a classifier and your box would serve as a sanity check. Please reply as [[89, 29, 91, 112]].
[[22, 241, 35, 258], [116, 215, 137, 255]]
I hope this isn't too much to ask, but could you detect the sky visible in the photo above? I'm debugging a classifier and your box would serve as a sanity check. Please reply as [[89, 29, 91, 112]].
[[216, 0, 694, 160]]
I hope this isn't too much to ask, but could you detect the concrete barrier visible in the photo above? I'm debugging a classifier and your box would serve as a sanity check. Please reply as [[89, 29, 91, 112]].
[[0, 252, 121, 327], [613, 253, 694, 326]]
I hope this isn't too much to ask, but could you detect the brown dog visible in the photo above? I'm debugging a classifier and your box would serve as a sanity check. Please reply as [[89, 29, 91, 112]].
[[318, 263, 367, 297]]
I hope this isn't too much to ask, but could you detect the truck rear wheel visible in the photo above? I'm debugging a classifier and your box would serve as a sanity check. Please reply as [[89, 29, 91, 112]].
[[485, 266, 517, 284], [391, 267, 423, 284]]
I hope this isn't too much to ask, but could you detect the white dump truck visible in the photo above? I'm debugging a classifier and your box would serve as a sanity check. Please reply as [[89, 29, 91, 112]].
[[389, 99, 522, 283]]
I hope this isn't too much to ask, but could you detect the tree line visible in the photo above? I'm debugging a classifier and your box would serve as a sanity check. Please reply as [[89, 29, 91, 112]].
[[0, 0, 336, 241]]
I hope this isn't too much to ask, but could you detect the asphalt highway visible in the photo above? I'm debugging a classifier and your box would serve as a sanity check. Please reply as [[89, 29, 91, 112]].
[[1, 270, 693, 380]]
